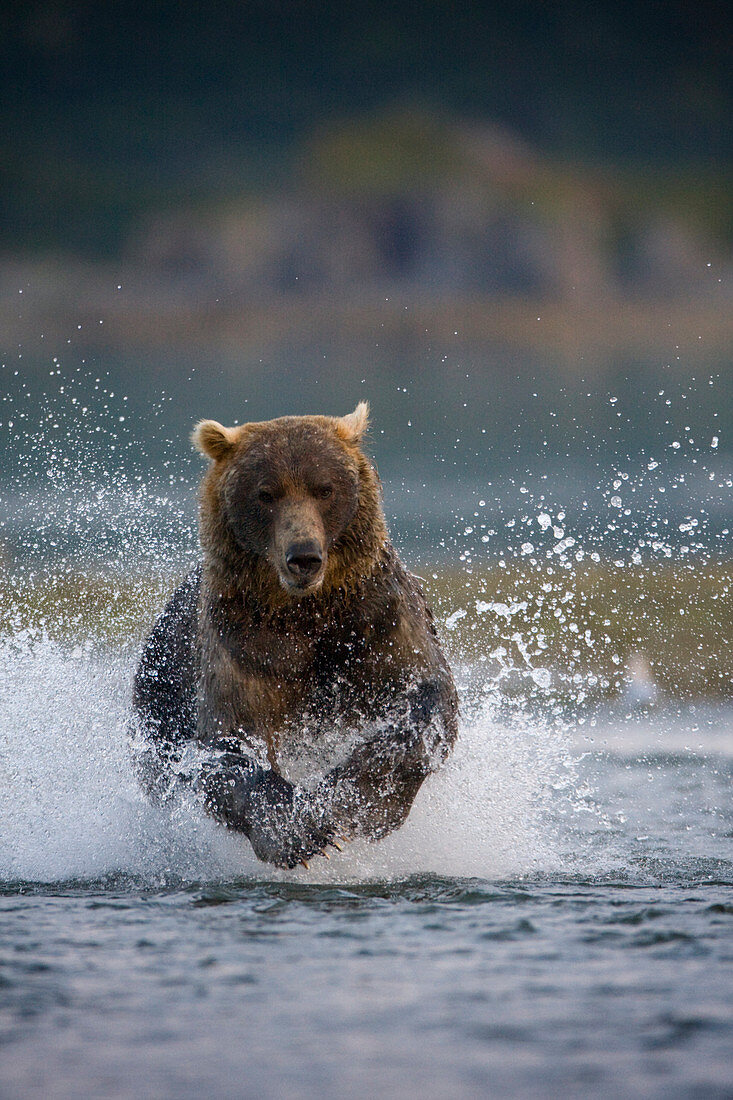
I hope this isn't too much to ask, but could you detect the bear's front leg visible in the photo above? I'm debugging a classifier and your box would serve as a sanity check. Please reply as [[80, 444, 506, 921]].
[[315, 678, 458, 841], [199, 752, 339, 868]]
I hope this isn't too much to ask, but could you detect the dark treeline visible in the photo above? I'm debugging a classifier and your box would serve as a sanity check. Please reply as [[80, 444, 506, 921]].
[[2, 0, 731, 257]]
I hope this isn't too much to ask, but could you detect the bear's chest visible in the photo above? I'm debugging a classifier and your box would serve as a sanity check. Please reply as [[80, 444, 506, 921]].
[[249, 622, 319, 678], [205, 593, 393, 766], [224, 614, 374, 732], [224, 607, 369, 681]]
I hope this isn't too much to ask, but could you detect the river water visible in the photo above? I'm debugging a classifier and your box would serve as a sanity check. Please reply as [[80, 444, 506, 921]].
[[1, 361, 732, 1096], [1, 633, 732, 1098]]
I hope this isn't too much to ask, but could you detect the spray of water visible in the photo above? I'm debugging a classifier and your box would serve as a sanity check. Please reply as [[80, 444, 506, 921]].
[[0, 631, 598, 885], [0, 364, 727, 885]]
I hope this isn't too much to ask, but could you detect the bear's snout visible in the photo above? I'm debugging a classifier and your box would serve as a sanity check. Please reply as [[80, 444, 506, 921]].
[[285, 540, 323, 582], [271, 499, 328, 593]]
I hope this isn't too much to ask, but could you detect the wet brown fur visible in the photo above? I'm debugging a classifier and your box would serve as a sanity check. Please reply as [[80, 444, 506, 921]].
[[135, 403, 457, 855], [192, 404, 454, 771], [193, 406, 386, 603]]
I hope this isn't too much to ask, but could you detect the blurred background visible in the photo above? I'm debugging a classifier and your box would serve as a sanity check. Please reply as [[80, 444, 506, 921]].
[[1, 0, 731, 699]]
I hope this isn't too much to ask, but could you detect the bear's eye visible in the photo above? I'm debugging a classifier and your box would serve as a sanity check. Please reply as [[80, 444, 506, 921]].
[[314, 485, 333, 500], [258, 489, 275, 505]]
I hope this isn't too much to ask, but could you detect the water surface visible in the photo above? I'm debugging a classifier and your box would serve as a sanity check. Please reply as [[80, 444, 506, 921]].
[[1, 361, 732, 1097], [1, 638, 731, 1098]]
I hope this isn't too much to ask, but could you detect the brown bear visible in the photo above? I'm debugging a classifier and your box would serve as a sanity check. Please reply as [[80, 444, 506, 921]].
[[133, 402, 457, 868]]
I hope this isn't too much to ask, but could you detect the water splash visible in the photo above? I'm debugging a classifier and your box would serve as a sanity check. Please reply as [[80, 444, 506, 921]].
[[0, 632, 595, 886], [0, 365, 728, 885]]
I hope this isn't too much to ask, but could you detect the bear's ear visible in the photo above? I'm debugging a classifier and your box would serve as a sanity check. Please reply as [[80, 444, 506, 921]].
[[191, 420, 239, 461], [335, 401, 369, 444]]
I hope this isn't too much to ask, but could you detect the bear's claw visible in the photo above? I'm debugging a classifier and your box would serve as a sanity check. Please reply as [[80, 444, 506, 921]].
[[198, 757, 347, 869]]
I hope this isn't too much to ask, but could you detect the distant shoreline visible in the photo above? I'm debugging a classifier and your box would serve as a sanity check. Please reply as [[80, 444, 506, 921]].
[[3, 259, 732, 366]]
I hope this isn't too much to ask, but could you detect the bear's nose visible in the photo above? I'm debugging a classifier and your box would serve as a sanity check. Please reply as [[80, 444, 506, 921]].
[[285, 541, 323, 580]]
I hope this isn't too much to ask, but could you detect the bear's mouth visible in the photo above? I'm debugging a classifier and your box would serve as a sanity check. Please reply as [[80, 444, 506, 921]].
[[276, 568, 326, 597]]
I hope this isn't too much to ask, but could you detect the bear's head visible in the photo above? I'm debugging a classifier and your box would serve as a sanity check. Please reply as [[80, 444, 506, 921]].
[[192, 402, 387, 601]]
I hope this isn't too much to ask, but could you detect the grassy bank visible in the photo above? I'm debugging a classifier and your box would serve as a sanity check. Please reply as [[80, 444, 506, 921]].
[[3, 561, 731, 703], [423, 562, 732, 702]]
